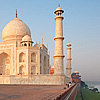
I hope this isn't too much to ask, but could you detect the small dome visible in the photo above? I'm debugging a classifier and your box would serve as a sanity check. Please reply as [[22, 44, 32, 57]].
[[56, 7, 62, 11], [54, 6, 64, 14], [2, 17, 31, 42], [75, 71, 79, 74], [52, 66, 54, 69], [22, 35, 32, 42], [67, 43, 71, 47], [34, 44, 39, 47]]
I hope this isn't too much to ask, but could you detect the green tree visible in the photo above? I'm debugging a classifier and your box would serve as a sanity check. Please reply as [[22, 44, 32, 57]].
[[71, 73, 76, 78], [92, 88, 98, 92], [81, 81, 88, 88]]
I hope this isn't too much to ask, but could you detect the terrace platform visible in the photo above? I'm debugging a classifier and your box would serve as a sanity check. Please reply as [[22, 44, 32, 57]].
[[0, 84, 77, 100]]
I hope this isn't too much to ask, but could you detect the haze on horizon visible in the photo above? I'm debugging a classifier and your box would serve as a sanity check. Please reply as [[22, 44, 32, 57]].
[[0, 0, 100, 82]]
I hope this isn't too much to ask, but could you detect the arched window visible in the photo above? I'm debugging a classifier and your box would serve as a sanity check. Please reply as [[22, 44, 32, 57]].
[[31, 53, 36, 62], [31, 65, 36, 75], [19, 52, 25, 62], [29, 43, 30, 46], [24, 43, 27, 46]]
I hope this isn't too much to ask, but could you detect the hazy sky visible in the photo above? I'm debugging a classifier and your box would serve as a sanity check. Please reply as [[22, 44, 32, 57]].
[[0, 0, 100, 81]]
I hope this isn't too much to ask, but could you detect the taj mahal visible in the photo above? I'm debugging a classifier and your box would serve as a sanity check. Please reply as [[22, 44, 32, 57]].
[[0, 6, 72, 85]]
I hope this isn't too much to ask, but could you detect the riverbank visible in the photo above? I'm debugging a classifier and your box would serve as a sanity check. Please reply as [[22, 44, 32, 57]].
[[76, 88, 100, 100]]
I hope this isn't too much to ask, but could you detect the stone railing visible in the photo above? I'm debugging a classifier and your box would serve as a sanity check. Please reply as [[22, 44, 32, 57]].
[[54, 83, 78, 100]]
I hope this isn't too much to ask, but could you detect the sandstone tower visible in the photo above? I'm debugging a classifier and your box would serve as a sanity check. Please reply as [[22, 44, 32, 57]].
[[53, 5, 65, 75], [66, 43, 72, 82]]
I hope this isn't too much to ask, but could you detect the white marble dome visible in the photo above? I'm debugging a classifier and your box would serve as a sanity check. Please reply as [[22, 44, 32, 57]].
[[22, 35, 32, 42], [2, 17, 31, 42]]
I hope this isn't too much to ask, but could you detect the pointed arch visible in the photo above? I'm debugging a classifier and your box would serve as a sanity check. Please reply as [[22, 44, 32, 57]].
[[31, 65, 36, 75], [19, 65, 24, 75], [0, 52, 11, 75], [31, 52, 36, 62], [19, 52, 26, 62]]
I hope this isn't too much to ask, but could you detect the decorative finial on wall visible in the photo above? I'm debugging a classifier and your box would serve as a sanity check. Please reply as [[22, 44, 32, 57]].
[[49, 51, 50, 55], [41, 38, 43, 44], [47, 44, 48, 49], [16, 9, 18, 18]]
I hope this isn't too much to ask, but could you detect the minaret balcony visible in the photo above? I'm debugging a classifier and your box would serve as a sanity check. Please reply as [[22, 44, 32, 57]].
[[53, 54, 65, 58], [55, 16, 64, 20], [54, 36, 64, 40]]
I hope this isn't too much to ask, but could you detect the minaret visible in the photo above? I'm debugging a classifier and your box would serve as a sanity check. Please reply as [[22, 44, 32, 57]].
[[53, 5, 65, 75], [66, 43, 72, 81]]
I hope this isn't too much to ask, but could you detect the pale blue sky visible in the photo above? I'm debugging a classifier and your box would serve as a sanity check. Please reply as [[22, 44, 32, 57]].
[[0, 0, 100, 81]]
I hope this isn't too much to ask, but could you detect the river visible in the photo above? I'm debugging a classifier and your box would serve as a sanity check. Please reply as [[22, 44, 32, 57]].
[[85, 81, 100, 92]]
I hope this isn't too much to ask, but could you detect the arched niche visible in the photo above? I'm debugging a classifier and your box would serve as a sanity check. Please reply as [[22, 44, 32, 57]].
[[24, 43, 27, 46], [0, 52, 11, 75], [19, 52, 26, 62], [6, 69, 10, 75], [48, 59, 49, 73], [48, 59, 49, 67], [31, 65, 36, 75], [40, 66, 42, 74], [19, 65, 24, 75], [31, 52, 36, 62], [44, 56, 46, 74]]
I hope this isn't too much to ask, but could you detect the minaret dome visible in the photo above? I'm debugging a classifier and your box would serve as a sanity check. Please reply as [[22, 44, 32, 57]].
[[54, 5, 64, 16], [67, 43, 71, 47]]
